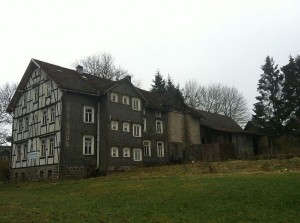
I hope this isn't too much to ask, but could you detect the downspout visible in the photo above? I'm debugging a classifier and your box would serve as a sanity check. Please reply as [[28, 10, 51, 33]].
[[96, 102, 100, 169]]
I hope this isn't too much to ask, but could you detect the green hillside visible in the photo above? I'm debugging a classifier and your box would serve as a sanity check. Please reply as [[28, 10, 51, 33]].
[[1, 158, 300, 223]]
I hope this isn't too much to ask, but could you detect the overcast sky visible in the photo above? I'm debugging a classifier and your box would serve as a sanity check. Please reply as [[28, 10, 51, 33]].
[[1, 0, 300, 112]]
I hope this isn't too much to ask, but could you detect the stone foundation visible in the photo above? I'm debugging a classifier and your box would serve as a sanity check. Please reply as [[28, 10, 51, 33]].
[[10, 164, 59, 182]]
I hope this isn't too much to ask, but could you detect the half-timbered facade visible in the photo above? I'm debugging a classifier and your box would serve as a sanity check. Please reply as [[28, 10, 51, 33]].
[[8, 59, 261, 181]]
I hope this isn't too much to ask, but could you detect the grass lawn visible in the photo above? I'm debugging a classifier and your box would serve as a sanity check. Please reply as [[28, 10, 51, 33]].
[[0, 160, 300, 223]]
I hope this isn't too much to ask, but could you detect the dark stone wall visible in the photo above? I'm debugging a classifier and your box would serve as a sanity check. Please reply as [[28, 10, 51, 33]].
[[10, 164, 59, 181]]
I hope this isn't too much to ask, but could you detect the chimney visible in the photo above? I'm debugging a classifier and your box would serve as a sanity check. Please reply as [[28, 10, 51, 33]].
[[126, 75, 131, 82], [76, 65, 83, 74]]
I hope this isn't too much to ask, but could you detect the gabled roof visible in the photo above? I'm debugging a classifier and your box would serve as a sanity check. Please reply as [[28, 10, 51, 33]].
[[8, 59, 148, 112], [196, 110, 243, 133]]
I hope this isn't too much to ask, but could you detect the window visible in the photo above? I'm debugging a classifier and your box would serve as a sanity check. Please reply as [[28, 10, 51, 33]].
[[156, 120, 163, 133], [111, 121, 118, 130], [133, 149, 142, 161], [143, 140, 151, 156], [50, 107, 55, 123], [123, 122, 130, 132], [143, 107, 146, 115], [123, 147, 130, 157], [133, 124, 141, 137], [23, 143, 27, 160], [123, 95, 129, 105], [143, 118, 146, 132], [111, 147, 119, 157], [111, 92, 118, 102], [47, 170, 52, 178], [46, 81, 51, 96], [49, 137, 54, 156], [157, 141, 164, 157], [155, 110, 161, 117], [16, 145, 21, 161], [24, 116, 29, 131], [132, 98, 141, 111], [42, 110, 47, 125], [23, 92, 27, 106], [83, 135, 94, 155], [84, 106, 94, 123], [41, 139, 46, 157], [18, 118, 23, 132], [34, 87, 38, 102]]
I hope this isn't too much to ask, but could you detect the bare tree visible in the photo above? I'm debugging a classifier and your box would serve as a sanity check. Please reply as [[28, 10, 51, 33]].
[[183, 81, 250, 126], [0, 82, 17, 145]]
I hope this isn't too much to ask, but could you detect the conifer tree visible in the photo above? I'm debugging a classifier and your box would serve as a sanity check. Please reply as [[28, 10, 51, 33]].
[[252, 56, 284, 136], [150, 69, 166, 93]]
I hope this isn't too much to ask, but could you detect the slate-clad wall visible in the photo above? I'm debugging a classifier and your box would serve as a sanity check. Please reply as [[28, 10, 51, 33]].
[[60, 92, 98, 178]]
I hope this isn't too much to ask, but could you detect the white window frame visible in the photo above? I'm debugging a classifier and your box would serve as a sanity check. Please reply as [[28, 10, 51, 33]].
[[49, 137, 54, 156], [111, 120, 119, 131], [42, 110, 47, 125], [132, 98, 141, 111], [133, 148, 142, 161], [133, 124, 141, 137], [111, 147, 119, 157], [16, 145, 21, 161], [111, 92, 118, 103], [157, 141, 164, 157], [156, 120, 163, 133], [50, 107, 55, 123], [123, 95, 129, 105], [83, 135, 94, 155], [155, 110, 161, 117], [143, 140, 151, 156], [41, 138, 46, 157], [123, 147, 130, 157], [123, 122, 130, 132], [83, 106, 94, 123]]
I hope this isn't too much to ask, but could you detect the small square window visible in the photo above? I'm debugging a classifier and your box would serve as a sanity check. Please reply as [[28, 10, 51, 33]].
[[111, 121, 118, 131], [123, 147, 130, 157], [111, 147, 119, 157], [111, 93, 118, 103], [133, 148, 142, 161], [123, 96, 129, 105], [132, 98, 141, 111], [123, 122, 130, 132]]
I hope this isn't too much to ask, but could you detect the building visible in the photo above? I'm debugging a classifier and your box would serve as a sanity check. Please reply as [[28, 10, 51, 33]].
[[7, 59, 262, 181]]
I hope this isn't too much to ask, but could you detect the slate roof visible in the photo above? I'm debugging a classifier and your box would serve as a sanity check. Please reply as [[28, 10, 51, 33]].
[[196, 110, 244, 133]]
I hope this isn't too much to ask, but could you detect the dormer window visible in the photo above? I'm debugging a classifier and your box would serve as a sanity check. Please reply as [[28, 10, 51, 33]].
[[111, 93, 118, 103]]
